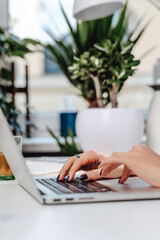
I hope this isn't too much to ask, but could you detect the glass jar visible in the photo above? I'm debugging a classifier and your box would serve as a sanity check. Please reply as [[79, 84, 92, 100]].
[[0, 150, 15, 180], [0, 136, 22, 180]]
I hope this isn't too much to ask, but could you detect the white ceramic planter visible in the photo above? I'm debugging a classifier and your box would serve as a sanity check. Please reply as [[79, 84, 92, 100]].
[[76, 108, 144, 154]]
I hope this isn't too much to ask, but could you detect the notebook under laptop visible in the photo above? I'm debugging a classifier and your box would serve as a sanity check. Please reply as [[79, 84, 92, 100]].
[[0, 108, 160, 205]]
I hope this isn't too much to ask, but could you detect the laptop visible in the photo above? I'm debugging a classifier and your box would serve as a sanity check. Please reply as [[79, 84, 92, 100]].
[[0, 108, 160, 205]]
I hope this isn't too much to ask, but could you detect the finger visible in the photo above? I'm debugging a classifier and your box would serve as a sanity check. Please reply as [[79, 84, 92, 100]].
[[98, 152, 128, 169], [58, 156, 77, 181], [97, 157, 109, 167], [80, 169, 104, 181], [68, 154, 97, 181], [102, 163, 120, 176], [67, 158, 85, 181], [67, 151, 100, 181], [119, 165, 131, 184]]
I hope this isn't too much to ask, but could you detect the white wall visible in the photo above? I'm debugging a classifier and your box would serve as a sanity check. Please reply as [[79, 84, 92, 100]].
[[0, 0, 8, 29], [129, 0, 160, 74]]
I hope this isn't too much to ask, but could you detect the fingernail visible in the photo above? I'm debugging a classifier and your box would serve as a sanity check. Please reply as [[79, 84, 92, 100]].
[[97, 162, 101, 166], [118, 178, 122, 184], [100, 168, 103, 176], [66, 176, 70, 182], [80, 174, 88, 181], [57, 174, 60, 181]]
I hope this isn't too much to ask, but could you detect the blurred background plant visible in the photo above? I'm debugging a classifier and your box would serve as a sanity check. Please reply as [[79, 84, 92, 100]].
[[47, 126, 81, 156], [0, 27, 39, 134], [45, 1, 150, 108]]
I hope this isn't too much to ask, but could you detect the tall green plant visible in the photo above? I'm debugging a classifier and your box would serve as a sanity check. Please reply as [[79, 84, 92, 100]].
[[45, 1, 148, 108]]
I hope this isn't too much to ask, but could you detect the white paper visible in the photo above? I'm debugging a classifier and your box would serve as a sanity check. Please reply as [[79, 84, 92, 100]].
[[26, 160, 64, 177]]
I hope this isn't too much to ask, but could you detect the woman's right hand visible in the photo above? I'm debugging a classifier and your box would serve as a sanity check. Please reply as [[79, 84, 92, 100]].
[[57, 150, 123, 182]]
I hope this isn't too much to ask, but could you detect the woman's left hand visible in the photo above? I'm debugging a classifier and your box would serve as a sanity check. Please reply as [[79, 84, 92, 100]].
[[98, 144, 160, 187]]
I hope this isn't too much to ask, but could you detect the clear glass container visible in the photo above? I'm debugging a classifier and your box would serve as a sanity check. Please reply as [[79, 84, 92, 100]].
[[0, 150, 15, 180], [0, 136, 22, 180]]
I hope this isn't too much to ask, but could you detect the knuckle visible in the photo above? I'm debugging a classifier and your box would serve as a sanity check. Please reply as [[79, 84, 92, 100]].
[[67, 156, 74, 163], [111, 152, 119, 158], [140, 144, 146, 148], [87, 173, 95, 180], [70, 161, 80, 172], [132, 144, 146, 152], [131, 145, 141, 151], [59, 167, 65, 174], [91, 149, 97, 154], [61, 165, 68, 173], [131, 145, 138, 150], [88, 149, 97, 155]]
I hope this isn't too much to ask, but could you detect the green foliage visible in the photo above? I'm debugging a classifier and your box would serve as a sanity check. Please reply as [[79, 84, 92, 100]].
[[69, 38, 140, 107], [0, 28, 34, 58], [47, 127, 81, 156], [45, 1, 148, 108], [0, 88, 21, 133], [0, 27, 39, 133]]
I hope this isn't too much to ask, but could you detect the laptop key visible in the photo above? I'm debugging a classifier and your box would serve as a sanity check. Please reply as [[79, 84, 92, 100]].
[[89, 181, 112, 191], [75, 178, 111, 192], [43, 179, 72, 194], [69, 181, 95, 193], [74, 179, 102, 192], [82, 183, 105, 192], [36, 179, 63, 194], [50, 179, 82, 193], [39, 177, 112, 195], [51, 178, 94, 193]]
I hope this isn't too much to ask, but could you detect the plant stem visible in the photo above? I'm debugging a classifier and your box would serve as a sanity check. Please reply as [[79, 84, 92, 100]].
[[109, 82, 119, 108], [91, 74, 104, 108], [88, 100, 99, 108]]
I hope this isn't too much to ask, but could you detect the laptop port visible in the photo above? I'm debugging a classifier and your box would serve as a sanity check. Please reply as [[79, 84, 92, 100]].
[[79, 197, 94, 200], [66, 198, 73, 201], [54, 199, 61, 202]]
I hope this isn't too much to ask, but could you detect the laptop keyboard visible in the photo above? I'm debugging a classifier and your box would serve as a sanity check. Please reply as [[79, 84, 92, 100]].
[[36, 177, 112, 195]]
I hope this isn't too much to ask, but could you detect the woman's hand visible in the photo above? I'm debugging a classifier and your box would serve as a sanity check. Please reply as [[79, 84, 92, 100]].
[[98, 144, 160, 187], [58, 150, 124, 182]]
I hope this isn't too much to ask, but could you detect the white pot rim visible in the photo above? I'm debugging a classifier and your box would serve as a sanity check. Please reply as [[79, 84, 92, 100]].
[[78, 108, 141, 113]]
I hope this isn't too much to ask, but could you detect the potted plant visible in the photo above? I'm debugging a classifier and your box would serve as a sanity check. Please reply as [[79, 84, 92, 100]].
[[45, 1, 149, 153], [0, 27, 39, 134]]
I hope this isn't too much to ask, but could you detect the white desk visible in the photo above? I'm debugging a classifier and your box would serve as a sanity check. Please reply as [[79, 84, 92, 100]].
[[0, 180, 160, 240]]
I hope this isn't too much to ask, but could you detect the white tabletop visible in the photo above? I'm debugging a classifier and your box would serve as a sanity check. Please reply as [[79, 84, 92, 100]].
[[0, 180, 160, 240]]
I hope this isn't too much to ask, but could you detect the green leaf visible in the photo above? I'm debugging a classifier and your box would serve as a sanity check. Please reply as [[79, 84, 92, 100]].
[[109, 66, 119, 78], [127, 60, 140, 67], [46, 44, 71, 79], [22, 38, 41, 45], [45, 29, 73, 61], [59, 0, 80, 53], [112, 1, 128, 39], [132, 19, 152, 46], [0, 68, 12, 80], [47, 126, 81, 156]]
